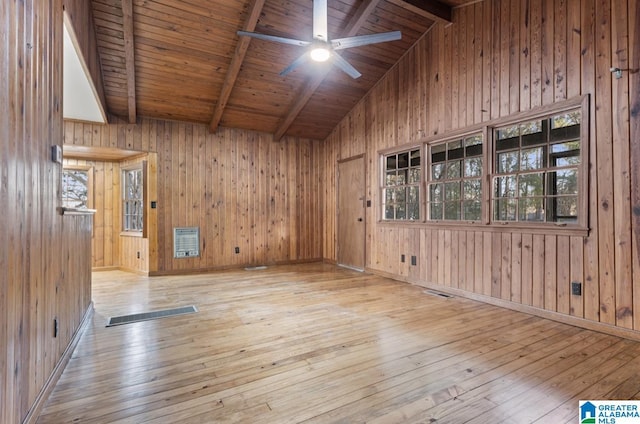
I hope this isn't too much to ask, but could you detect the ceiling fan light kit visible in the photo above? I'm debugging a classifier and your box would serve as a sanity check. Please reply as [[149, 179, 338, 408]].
[[237, 0, 401, 78]]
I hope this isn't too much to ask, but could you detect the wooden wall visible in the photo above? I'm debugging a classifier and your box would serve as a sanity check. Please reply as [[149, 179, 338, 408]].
[[63, 118, 323, 273], [1, 1, 93, 423], [323, 0, 640, 335]]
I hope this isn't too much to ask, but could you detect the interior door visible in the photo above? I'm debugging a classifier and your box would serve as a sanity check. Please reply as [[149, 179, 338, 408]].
[[337, 156, 366, 270]]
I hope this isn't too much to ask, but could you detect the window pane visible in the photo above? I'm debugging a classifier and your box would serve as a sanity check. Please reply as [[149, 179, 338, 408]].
[[432, 163, 445, 180], [495, 199, 517, 221], [448, 139, 464, 160], [463, 179, 482, 200], [431, 144, 446, 163], [520, 147, 544, 170], [552, 111, 581, 127], [447, 160, 461, 178], [494, 176, 517, 198], [444, 202, 461, 220], [398, 152, 409, 168], [409, 168, 421, 184], [396, 204, 406, 220], [497, 125, 520, 140], [385, 205, 395, 219], [518, 198, 544, 221], [430, 202, 443, 220], [518, 173, 544, 197], [445, 181, 460, 201], [497, 151, 519, 173], [465, 135, 482, 146], [464, 157, 482, 177], [386, 171, 396, 186], [463, 201, 482, 221], [62, 170, 89, 208], [384, 188, 393, 203], [394, 187, 406, 203], [552, 196, 578, 221], [550, 169, 579, 195], [408, 186, 419, 203], [407, 203, 420, 220], [430, 183, 443, 202], [386, 155, 397, 170], [410, 150, 421, 167]]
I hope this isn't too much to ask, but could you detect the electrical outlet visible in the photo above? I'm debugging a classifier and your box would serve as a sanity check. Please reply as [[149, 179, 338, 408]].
[[53, 318, 58, 338], [235, 246, 240, 254], [401, 254, 405, 263], [411, 256, 417, 266], [571, 281, 582, 296], [137, 251, 140, 259]]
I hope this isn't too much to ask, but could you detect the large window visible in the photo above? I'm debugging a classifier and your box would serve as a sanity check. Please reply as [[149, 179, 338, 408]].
[[493, 110, 581, 223], [427, 134, 483, 221], [382, 149, 421, 221], [123, 167, 143, 232], [379, 97, 586, 230]]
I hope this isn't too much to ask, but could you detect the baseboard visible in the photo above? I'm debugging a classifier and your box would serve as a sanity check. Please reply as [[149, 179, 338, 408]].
[[366, 267, 640, 343], [22, 303, 95, 424], [91, 266, 119, 272], [148, 258, 323, 276]]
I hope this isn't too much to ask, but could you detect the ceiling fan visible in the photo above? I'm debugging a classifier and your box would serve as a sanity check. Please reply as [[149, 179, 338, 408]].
[[237, 0, 401, 79]]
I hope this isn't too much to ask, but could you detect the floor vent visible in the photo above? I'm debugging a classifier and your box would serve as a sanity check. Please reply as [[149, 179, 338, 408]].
[[106, 305, 197, 327], [245, 266, 268, 271], [423, 290, 453, 299]]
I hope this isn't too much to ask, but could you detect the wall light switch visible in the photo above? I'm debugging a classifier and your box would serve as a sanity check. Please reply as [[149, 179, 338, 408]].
[[51, 145, 62, 164]]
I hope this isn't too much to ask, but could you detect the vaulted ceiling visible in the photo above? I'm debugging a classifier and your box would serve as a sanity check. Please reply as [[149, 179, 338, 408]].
[[90, 0, 472, 140]]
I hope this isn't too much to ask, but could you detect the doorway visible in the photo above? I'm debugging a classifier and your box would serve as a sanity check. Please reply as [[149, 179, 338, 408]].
[[337, 156, 366, 270]]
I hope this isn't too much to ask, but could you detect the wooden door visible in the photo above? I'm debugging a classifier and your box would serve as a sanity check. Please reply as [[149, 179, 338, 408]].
[[338, 156, 366, 270]]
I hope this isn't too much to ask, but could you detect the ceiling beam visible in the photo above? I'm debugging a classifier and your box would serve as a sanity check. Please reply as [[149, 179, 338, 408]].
[[209, 0, 266, 133], [387, 0, 452, 24], [122, 0, 137, 124], [274, 0, 382, 141]]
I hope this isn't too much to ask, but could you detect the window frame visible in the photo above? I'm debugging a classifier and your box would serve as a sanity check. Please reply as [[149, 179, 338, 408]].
[[426, 131, 486, 223], [121, 163, 146, 235], [62, 165, 94, 210], [488, 97, 589, 230], [377, 95, 589, 235], [379, 146, 423, 222]]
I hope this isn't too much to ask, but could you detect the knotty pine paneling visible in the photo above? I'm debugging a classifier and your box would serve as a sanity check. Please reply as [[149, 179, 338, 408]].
[[63, 118, 323, 273], [1, 1, 93, 423], [323, 0, 640, 335]]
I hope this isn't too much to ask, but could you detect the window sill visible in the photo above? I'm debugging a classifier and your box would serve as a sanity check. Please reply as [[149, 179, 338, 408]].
[[120, 231, 143, 238], [377, 220, 589, 237]]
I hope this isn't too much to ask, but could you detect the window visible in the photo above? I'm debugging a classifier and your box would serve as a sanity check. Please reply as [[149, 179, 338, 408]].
[[123, 167, 143, 232], [62, 168, 90, 209], [492, 110, 581, 223], [382, 149, 421, 220], [427, 134, 483, 221]]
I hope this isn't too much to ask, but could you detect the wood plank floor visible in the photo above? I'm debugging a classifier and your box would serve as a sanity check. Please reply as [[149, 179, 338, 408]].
[[38, 263, 640, 423]]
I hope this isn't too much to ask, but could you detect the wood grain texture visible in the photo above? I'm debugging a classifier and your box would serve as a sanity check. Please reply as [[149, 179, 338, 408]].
[[1, 1, 93, 423], [63, 117, 323, 273], [323, 0, 640, 335], [37, 264, 640, 423]]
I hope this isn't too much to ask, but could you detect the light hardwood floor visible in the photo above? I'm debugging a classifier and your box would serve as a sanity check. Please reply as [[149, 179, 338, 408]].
[[38, 263, 640, 423]]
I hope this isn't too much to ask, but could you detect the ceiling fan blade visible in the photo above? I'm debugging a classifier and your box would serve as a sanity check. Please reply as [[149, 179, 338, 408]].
[[331, 31, 402, 50], [280, 52, 310, 76], [332, 52, 361, 79], [237, 30, 311, 47], [312, 0, 328, 41]]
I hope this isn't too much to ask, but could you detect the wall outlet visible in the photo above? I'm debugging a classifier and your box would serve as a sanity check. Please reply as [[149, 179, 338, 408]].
[[411, 256, 417, 266], [235, 246, 240, 254], [53, 318, 58, 338], [401, 254, 405, 263], [571, 281, 582, 296], [137, 251, 140, 259]]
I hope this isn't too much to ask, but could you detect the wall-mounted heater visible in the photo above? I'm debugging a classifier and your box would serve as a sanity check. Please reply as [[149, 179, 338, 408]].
[[174, 227, 200, 258]]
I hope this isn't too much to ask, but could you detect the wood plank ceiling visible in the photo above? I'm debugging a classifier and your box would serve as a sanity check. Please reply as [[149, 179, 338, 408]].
[[90, 0, 470, 140]]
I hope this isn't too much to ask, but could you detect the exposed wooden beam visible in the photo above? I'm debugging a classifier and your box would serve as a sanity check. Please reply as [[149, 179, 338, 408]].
[[387, 0, 452, 24], [274, 0, 382, 140], [122, 0, 137, 124], [209, 0, 266, 133]]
